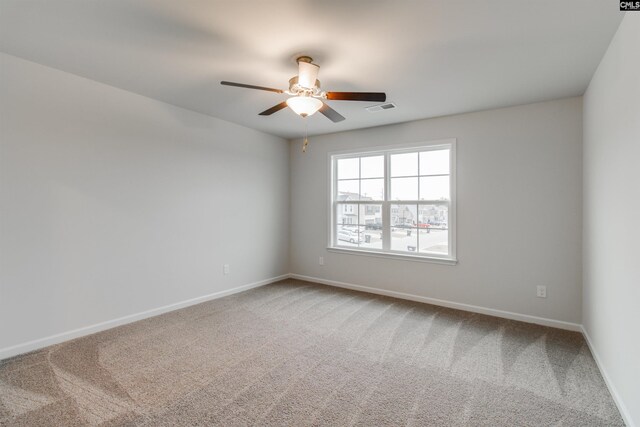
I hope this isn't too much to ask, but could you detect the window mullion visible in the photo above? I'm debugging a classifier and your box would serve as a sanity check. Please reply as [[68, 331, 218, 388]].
[[335, 156, 341, 246], [382, 153, 391, 251], [416, 154, 421, 253], [358, 157, 362, 228]]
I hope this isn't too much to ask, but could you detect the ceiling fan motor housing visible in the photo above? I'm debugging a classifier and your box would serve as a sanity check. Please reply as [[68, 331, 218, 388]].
[[288, 76, 322, 97]]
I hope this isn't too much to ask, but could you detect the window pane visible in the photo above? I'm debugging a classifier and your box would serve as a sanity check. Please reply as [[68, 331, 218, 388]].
[[336, 204, 358, 226], [391, 177, 418, 200], [391, 152, 418, 177], [357, 204, 383, 249], [337, 157, 359, 180], [419, 228, 448, 254], [391, 204, 417, 227], [418, 203, 448, 229], [361, 228, 383, 250], [336, 224, 360, 247], [359, 204, 382, 226], [360, 178, 384, 200], [337, 179, 359, 200], [420, 150, 450, 175], [391, 227, 417, 252], [361, 155, 384, 178], [419, 176, 449, 201]]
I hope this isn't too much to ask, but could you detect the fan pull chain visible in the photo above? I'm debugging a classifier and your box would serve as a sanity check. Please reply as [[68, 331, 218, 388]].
[[302, 117, 309, 153]]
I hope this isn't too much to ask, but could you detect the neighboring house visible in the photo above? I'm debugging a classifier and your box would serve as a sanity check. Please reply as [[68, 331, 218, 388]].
[[336, 192, 359, 225], [391, 205, 415, 227], [337, 192, 381, 226], [338, 192, 445, 228], [363, 204, 382, 227], [418, 205, 448, 226], [391, 205, 448, 228]]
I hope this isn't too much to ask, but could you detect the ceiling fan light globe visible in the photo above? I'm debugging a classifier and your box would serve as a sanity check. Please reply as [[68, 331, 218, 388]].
[[286, 96, 323, 117]]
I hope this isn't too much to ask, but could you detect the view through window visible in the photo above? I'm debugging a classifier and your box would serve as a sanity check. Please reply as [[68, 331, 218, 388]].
[[331, 141, 455, 261]]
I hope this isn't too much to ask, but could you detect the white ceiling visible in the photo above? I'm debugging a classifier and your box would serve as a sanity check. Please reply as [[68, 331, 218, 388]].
[[0, 0, 622, 139]]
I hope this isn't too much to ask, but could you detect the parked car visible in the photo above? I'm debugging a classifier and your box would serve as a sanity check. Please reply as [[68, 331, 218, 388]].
[[392, 224, 412, 230], [337, 229, 364, 244], [365, 223, 383, 230]]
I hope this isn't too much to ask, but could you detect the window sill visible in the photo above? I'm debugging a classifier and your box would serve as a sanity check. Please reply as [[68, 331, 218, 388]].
[[326, 247, 458, 265]]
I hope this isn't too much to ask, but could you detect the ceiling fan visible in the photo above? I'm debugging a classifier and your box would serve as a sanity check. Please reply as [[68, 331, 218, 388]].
[[221, 56, 386, 123]]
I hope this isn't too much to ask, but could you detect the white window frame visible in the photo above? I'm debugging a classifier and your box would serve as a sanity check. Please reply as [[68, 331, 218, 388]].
[[328, 138, 457, 265]]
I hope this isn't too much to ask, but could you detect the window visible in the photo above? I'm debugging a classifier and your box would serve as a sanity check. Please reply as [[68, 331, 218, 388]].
[[330, 140, 456, 263]]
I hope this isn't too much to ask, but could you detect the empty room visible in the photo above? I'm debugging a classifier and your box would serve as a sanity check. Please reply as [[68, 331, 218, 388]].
[[1, 1, 638, 426]]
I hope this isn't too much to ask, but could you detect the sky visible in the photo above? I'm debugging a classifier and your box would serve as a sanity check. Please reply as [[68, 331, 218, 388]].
[[337, 149, 450, 201]]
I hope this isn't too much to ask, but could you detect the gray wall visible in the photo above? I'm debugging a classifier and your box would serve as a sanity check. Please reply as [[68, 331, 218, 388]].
[[583, 14, 639, 427], [0, 53, 290, 352], [290, 97, 583, 324]]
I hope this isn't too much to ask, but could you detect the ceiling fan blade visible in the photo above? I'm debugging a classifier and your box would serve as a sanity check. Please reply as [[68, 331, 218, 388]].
[[221, 81, 283, 94], [319, 103, 346, 123], [326, 92, 386, 102], [259, 102, 288, 116]]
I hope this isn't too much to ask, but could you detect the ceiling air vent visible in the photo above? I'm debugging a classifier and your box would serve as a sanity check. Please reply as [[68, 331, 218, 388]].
[[366, 103, 396, 113]]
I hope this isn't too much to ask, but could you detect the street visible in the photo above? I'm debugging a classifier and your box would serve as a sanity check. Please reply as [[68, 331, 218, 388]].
[[340, 228, 448, 254]]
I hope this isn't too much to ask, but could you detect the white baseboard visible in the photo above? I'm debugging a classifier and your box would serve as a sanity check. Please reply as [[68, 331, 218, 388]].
[[581, 326, 635, 427], [0, 274, 290, 361], [290, 273, 582, 332]]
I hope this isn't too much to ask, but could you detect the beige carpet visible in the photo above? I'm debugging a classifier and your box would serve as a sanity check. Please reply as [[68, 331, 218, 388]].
[[0, 279, 624, 426]]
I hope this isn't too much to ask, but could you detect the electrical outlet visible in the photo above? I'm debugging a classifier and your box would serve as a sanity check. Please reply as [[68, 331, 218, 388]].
[[536, 285, 547, 298], [319, 256, 324, 266], [223, 264, 230, 275]]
